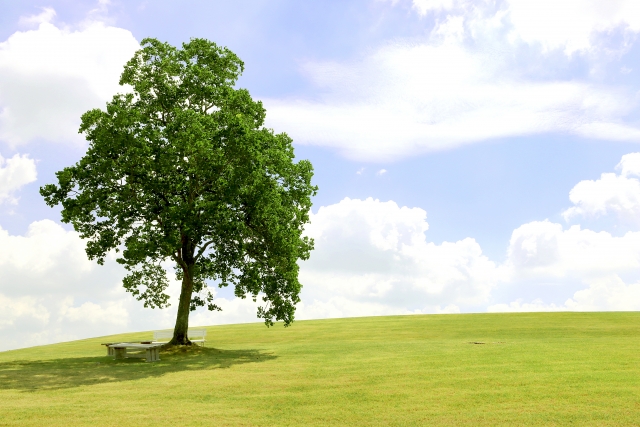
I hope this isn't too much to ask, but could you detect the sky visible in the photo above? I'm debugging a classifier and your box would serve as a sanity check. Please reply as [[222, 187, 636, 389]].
[[1, 0, 640, 351]]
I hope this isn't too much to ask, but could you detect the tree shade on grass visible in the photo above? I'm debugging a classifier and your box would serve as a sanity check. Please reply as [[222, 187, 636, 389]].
[[40, 38, 316, 345], [2, 312, 640, 426]]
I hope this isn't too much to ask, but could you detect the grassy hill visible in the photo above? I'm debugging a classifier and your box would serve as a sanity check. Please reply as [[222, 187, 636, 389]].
[[1, 312, 640, 426]]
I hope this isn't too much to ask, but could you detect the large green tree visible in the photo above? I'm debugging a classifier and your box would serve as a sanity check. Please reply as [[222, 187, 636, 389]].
[[40, 38, 316, 345]]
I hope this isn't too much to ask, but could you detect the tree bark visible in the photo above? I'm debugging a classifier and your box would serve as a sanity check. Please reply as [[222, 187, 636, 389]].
[[170, 264, 194, 345]]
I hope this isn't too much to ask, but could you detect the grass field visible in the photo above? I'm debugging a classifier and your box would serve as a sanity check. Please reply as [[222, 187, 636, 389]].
[[1, 312, 640, 426]]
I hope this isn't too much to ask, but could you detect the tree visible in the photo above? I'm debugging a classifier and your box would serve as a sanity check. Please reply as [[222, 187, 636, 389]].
[[40, 38, 316, 345]]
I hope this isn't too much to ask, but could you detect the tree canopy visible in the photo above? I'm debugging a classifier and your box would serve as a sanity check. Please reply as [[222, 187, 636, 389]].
[[40, 38, 316, 345]]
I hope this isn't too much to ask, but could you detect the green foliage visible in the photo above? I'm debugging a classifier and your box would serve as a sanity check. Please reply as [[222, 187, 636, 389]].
[[40, 38, 316, 326]]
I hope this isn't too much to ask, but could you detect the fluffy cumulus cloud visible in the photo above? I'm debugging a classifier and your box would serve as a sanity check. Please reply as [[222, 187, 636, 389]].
[[0, 12, 139, 146], [563, 153, 640, 221], [488, 151, 640, 313], [0, 218, 265, 351], [265, 0, 640, 161], [0, 153, 36, 203], [295, 197, 501, 318], [506, 220, 640, 279], [492, 152, 640, 312], [289, 153, 640, 318], [0, 220, 132, 350]]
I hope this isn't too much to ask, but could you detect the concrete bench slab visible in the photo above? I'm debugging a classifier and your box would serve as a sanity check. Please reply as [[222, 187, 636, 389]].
[[107, 343, 164, 362]]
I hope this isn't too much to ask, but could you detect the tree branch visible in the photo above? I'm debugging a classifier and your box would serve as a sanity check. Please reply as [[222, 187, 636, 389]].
[[194, 240, 214, 262], [171, 249, 188, 272]]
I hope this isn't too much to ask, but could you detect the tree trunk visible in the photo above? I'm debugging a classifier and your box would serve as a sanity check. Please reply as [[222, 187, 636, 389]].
[[170, 264, 194, 345]]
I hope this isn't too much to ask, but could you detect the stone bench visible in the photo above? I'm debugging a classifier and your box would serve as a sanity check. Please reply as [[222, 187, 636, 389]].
[[101, 341, 154, 356], [106, 342, 164, 362]]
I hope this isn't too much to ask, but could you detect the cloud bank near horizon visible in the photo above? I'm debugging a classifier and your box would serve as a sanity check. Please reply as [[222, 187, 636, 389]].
[[3, 152, 640, 350]]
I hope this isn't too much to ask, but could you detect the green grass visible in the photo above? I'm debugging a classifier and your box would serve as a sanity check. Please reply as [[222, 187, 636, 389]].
[[1, 312, 640, 426]]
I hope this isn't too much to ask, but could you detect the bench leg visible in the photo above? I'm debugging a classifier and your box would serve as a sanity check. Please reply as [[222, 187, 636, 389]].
[[114, 347, 127, 360], [146, 347, 160, 362], [107, 347, 115, 356]]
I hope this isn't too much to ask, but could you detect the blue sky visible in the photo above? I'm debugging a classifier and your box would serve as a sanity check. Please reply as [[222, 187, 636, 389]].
[[1, 0, 640, 350]]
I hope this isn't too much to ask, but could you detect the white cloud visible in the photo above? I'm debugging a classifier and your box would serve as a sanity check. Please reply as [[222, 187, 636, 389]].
[[0, 153, 36, 203], [0, 220, 146, 350], [402, 0, 640, 54], [189, 296, 266, 327], [506, 220, 640, 278], [564, 173, 640, 220], [327, 195, 640, 315], [505, 0, 640, 55], [435, 304, 461, 314], [0, 220, 95, 281], [297, 191, 640, 318], [297, 197, 501, 318], [411, 0, 457, 16], [18, 7, 57, 27], [494, 171, 640, 312], [297, 296, 427, 320], [564, 275, 640, 311], [0, 294, 49, 328], [0, 220, 137, 349], [575, 123, 640, 143], [0, 18, 139, 146], [0, 218, 263, 351], [285, 0, 640, 161], [495, 208, 640, 313], [563, 153, 640, 221], [617, 152, 640, 177], [376, 169, 387, 176], [59, 298, 129, 326], [266, 36, 639, 162], [489, 275, 640, 312], [488, 298, 565, 313]]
